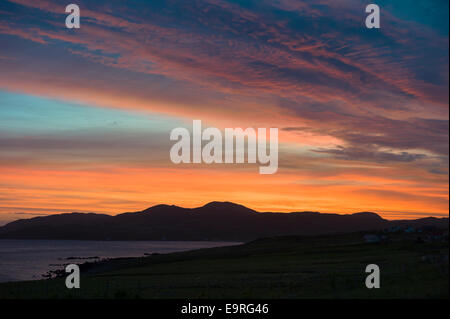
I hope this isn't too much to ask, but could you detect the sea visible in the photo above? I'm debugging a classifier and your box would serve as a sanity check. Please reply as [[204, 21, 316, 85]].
[[0, 239, 240, 282]]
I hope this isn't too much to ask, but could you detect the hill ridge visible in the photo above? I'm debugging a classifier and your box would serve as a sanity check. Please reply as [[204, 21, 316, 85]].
[[0, 201, 447, 241]]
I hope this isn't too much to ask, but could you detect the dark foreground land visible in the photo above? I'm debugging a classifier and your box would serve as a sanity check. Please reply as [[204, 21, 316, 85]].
[[0, 232, 448, 299]]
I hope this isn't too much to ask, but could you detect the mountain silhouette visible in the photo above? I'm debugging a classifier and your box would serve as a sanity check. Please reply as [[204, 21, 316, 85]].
[[0, 201, 447, 241]]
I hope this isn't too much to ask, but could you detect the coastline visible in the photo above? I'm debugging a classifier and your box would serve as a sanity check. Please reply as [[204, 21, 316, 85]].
[[1, 232, 448, 299], [0, 240, 242, 283]]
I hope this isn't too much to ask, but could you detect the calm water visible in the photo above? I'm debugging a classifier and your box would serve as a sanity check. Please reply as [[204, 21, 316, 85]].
[[0, 239, 240, 283]]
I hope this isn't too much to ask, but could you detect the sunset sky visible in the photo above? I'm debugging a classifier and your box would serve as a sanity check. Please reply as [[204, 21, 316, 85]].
[[0, 0, 448, 224]]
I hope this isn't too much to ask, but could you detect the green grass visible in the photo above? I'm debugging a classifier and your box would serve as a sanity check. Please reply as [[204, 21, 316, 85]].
[[0, 232, 448, 299]]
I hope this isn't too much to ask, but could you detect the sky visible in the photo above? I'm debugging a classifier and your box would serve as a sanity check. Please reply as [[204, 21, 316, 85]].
[[0, 0, 448, 224]]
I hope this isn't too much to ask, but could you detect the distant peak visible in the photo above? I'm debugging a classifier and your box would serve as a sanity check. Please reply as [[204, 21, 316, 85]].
[[149, 204, 179, 209], [203, 201, 233, 207], [141, 204, 183, 213], [202, 201, 249, 209], [200, 201, 256, 213], [351, 212, 383, 219]]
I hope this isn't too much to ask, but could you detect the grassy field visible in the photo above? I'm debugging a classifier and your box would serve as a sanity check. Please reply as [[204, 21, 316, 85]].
[[0, 232, 448, 299]]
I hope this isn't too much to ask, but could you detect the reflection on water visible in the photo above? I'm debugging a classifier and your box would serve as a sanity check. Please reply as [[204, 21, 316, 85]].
[[0, 239, 240, 282]]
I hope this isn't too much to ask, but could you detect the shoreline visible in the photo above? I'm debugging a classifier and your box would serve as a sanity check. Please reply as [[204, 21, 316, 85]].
[[0, 240, 243, 284], [0, 232, 448, 298]]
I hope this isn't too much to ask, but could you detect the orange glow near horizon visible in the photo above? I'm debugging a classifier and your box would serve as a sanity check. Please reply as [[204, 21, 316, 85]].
[[0, 164, 447, 223]]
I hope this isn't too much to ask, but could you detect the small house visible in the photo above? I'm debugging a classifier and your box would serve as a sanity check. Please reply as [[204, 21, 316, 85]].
[[364, 234, 381, 243]]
